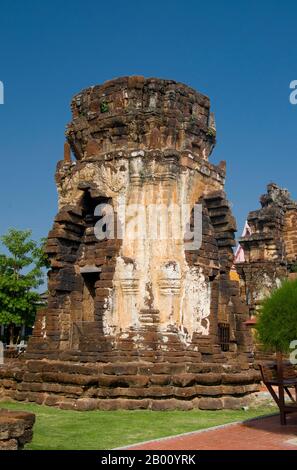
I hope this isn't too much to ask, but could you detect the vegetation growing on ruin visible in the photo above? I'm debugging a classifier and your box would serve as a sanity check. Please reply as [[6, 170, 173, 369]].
[[100, 101, 109, 113], [206, 127, 216, 138], [289, 262, 297, 273]]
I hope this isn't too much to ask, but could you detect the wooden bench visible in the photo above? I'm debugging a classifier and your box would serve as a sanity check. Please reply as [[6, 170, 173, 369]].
[[259, 360, 297, 425]]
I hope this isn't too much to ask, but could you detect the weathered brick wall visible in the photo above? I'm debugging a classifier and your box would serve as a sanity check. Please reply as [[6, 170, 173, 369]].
[[66, 76, 214, 160], [0, 409, 35, 450], [283, 208, 297, 263]]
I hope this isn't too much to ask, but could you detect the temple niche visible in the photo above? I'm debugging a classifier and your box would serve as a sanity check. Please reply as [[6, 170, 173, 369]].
[[0, 76, 260, 410]]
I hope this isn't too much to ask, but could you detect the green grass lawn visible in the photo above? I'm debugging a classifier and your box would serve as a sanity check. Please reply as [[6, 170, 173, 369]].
[[1, 401, 277, 450]]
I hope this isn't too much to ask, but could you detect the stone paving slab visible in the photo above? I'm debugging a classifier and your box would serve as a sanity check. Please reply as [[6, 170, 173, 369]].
[[125, 413, 297, 450]]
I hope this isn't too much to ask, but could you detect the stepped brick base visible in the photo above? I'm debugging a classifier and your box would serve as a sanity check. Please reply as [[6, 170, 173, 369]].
[[0, 358, 260, 411]]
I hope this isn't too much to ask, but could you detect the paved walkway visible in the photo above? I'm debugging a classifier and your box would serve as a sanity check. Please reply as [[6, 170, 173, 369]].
[[127, 414, 297, 450]]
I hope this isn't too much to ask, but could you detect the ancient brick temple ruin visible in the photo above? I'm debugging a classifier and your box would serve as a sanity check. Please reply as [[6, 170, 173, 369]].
[[236, 183, 297, 318], [0, 77, 260, 410]]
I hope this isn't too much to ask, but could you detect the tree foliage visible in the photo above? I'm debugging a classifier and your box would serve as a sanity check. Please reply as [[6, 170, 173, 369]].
[[0, 229, 49, 329], [256, 278, 297, 353]]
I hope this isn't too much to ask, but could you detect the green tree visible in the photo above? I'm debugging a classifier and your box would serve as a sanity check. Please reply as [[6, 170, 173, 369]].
[[0, 229, 49, 344], [256, 278, 297, 354]]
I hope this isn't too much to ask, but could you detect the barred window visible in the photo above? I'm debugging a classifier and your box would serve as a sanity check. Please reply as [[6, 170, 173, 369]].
[[218, 323, 230, 352]]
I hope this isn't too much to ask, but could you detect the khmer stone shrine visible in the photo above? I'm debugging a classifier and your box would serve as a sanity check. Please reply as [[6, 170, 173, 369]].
[[236, 183, 297, 319], [0, 76, 260, 410]]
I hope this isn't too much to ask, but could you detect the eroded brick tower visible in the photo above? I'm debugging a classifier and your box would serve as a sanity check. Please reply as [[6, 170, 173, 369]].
[[237, 183, 297, 317], [0, 77, 259, 410]]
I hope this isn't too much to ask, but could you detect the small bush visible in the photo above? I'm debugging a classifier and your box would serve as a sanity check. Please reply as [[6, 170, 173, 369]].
[[206, 127, 216, 138], [256, 279, 297, 353], [289, 262, 297, 273], [100, 101, 109, 113]]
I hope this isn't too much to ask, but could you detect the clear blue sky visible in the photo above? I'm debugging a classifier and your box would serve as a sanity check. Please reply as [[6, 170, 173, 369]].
[[0, 0, 296, 243]]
